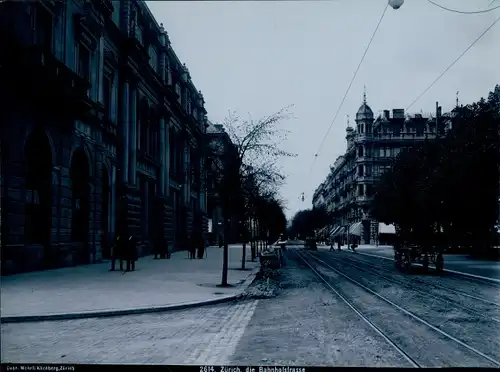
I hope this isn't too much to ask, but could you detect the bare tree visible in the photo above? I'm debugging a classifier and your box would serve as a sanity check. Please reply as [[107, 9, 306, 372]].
[[206, 106, 296, 286]]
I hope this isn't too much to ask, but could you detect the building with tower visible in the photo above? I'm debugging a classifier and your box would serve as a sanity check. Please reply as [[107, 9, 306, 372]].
[[0, 0, 208, 274], [313, 90, 450, 245]]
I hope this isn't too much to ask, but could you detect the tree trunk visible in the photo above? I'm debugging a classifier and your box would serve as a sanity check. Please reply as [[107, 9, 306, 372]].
[[251, 218, 256, 260], [241, 219, 247, 269], [221, 217, 229, 286], [241, 242, 246, 269]]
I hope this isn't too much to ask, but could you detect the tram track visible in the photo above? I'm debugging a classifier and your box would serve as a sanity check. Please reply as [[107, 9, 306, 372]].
[[338, 251, 500, 307], [311, 251, 500, 324], [341, 252, 500, 307], [292, 248, 500, 368]]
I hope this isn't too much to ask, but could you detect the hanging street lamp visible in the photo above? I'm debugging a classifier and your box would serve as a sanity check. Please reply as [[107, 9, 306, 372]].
[[388, 0, 404, 9]]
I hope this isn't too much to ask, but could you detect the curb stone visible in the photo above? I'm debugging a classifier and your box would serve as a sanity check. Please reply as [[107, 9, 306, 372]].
[[1, 264, 261, 324]]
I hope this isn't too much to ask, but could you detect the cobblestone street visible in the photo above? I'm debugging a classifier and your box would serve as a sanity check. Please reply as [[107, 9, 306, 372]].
[[2, 248, 500, 366], [1, 300, 259, 365]]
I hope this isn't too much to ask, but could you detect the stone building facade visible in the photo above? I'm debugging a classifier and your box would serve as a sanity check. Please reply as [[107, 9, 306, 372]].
[[313, 93, 450, 244], [205, 122, 240, 245], [0, 0, 208, 275]]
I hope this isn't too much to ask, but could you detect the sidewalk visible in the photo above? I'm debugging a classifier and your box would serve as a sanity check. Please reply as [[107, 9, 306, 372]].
[[0, 245, 259, 323], [319, 244, 500, 282]]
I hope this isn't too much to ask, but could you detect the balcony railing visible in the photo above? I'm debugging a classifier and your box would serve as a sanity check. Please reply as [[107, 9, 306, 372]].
[[371, 133, 440, 141]]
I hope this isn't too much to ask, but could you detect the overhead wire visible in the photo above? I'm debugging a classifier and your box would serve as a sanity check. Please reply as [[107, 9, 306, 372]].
[[406, 14, 500, 111], [301, 1, 389, 202], [307, 2, 389, 176], [302, 0, 500, 204], [427, 0, 500, 14]]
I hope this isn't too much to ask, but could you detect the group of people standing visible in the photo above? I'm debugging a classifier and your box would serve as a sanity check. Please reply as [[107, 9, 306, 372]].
[[109, 225, 208, 270], [110, 233, 139, 272], [329, 235, 359, 252]]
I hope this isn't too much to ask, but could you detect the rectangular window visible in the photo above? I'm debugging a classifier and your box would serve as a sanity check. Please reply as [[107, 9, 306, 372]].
[[78, 45, 91, 81], [149, 46, 158, 72], [103, 76, 111, 117], [379, 148, 384, 157]]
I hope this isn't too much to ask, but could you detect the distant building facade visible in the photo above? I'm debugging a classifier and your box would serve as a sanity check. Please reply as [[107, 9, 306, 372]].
[[205, 122, 240, 245], [313, 93, 452, 244], [0, 0, 208, 274]]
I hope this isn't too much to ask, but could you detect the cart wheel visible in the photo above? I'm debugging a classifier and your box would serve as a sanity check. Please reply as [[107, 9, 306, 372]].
[[422, 254, 429, 272], [394, 253, 401, 270], [403, 253, 411, 272], [435, 253, 444, 273]]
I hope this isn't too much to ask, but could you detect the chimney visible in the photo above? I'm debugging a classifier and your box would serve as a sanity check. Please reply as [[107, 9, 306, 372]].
[[383, 110, 390, 119], [392, 109, 405, 119]]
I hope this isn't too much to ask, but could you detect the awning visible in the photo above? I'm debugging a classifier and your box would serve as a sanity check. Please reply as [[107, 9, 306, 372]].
[[329, 226, 340, 237], [349, 221, 363, 236], [333, 226, 345, 237], [379, 223, 396, 234]]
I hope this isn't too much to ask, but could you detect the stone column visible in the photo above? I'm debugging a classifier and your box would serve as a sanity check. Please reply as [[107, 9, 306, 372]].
[[144, 179, 149, 237], [112, 73, 119, 123], [98, 36, 104, 104], [363, 184, 367, 196], [111, 165, 117, 235], [64, 1, 73, 67], [128, 85, 137, 186], [159, 117, 166, 195], [165, 121, 170, 197], [90, 49, 98, 101], [120, 81, 130, 184], [184, 141, 190, 202]]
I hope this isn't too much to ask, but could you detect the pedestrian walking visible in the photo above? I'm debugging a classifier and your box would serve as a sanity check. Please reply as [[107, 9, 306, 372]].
[[160, 235, 170, 259], [153, 233, 161, 260], [189, 234, 196, 259], [154, 232, 166, 259], [196, 230, 205, 259], [110, 233, 124, 271], [126, 235, 138, 271]]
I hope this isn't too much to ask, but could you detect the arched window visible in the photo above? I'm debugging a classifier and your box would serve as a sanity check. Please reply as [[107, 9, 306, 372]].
[[175, 83, 182, 104], [165, 58, 172, 85], [148, 45, 158, 72]]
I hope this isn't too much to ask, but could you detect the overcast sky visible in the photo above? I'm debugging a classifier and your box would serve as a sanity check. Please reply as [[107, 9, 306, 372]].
[[146, 0, 500, 220]]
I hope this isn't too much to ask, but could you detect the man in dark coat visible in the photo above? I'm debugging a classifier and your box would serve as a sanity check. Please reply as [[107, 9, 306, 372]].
[[110, 233, 124, 271], [189, 234, 196, 259], [126, 235, 138, 271], [196, 230, 205, 259], [160, 235, 169, 259]]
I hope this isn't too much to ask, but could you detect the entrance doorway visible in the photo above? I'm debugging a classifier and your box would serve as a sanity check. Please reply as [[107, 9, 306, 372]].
[[70, 148, 90, 264], [24, 129, 53, 267]]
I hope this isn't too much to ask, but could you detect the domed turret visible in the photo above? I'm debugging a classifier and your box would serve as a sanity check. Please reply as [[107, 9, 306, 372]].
[[356, 103, 373, 120], [355, 87, 374, 135], [356, 88, 374, 121]]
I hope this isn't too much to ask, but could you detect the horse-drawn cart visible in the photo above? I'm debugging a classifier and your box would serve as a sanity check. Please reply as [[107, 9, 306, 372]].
[[394, 243, 444, 273]]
